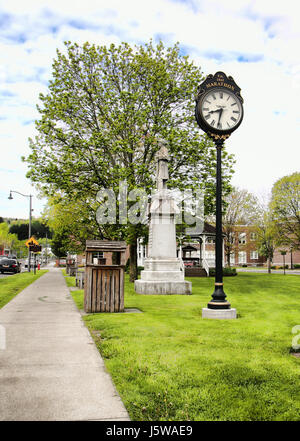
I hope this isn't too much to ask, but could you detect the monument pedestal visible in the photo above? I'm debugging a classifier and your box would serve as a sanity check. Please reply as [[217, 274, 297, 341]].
[[135, 257, 191, 295], [135, 280, 191, 295], [202, 307, 237, 319], [134, 142, 192, 296]]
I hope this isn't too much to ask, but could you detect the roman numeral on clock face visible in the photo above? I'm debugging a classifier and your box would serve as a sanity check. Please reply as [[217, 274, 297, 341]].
[[211, 119, 215, 126], [231, 117, 237, 122]]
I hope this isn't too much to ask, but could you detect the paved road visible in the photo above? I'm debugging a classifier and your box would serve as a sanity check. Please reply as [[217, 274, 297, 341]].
[[0, 266, 130, 421], [237, 268, 300, 275], [0, 260, 51, 278], [0, 270, 24, 279]]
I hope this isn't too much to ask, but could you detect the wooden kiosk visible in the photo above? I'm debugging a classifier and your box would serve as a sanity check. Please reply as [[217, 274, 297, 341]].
[[84, 240, 127, 313]]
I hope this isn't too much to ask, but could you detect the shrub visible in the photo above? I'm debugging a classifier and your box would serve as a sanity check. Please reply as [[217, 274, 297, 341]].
[[209, 267, 237, 277], [125, 260, 144, 275]]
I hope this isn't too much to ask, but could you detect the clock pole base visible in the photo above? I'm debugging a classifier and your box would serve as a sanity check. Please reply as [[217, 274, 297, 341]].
[[202, 307, 237, 320]]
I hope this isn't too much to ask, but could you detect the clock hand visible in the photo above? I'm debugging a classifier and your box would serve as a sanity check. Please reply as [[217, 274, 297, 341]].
[[217, 108, 223, 125], [208, 109, 222, 114]]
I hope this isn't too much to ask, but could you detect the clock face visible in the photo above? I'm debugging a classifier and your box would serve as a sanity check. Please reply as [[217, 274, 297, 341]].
[[199, 88, 243, 133]]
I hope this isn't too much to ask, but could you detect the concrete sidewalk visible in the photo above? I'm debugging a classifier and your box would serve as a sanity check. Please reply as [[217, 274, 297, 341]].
[[0, 267, 130, 421]]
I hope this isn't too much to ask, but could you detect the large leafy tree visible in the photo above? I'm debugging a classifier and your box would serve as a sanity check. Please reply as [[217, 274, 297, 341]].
[[9, 220, 52, 241], [24, 40, 235, 281], [0, 223, 24, 256], [270, 172, 300, 251], [255, 208, 277, 273], [42, 195, 98, 256]]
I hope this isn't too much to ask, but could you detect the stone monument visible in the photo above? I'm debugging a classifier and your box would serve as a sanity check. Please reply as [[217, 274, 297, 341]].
[[134, 141, 192, 295]]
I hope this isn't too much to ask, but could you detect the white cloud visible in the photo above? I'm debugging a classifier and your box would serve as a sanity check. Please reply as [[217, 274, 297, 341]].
[[0, 0, 300, 218]]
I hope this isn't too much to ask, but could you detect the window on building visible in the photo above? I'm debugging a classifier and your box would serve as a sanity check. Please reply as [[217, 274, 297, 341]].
[[137, 240, 143, 259], [238, 233, 247, 244], [250, 232, 257, 241], [92, 251, 104, 264], [92, 251, 104, 259], [250, 251, 258, 260], [230, 253, 235, 265], [238, 251, 247, 264], [228, 232, 235, 244]]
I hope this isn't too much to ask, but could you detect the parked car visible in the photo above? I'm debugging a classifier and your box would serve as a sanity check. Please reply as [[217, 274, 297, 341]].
[[0, 258, 21, 274]]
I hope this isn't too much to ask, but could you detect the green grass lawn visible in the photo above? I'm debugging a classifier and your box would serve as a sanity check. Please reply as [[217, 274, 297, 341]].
[[0, 270, 48, 309], [61, 269, 76, 287], [65, 271, 300, 421]]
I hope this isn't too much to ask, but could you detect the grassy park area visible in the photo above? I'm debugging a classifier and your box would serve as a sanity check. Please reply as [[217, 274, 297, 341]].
[[0, 270, 48, 309], [64, 271, 300, 421]]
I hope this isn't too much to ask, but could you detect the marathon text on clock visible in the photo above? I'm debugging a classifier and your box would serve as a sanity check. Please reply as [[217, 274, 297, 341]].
[[205, 81, 234, 90]]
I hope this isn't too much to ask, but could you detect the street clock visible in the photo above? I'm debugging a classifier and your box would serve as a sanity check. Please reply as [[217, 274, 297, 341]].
[[194, 71, 244, 315], [195, 71, 244, 140]]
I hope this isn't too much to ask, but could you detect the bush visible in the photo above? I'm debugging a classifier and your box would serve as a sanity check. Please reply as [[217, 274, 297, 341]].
[[209, 267, 237, 277], [125, 260, 144, 276], [293, 264, 300, 269], [242, 264, 247, 267]]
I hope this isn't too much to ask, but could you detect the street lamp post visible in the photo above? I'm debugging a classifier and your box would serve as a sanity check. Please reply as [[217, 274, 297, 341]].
[[8, 190, 33, 272], [45, 232, 48, 265], [280, 250, 287, 275]]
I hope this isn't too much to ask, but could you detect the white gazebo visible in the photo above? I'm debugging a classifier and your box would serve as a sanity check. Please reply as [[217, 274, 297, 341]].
[[178, 222, 225, 276]]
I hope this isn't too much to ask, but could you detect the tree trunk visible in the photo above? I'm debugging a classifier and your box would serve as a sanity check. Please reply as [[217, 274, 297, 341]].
[[267, 258, 271, 273], [129, 242, 138, 282], [226, 252, 231, 268]]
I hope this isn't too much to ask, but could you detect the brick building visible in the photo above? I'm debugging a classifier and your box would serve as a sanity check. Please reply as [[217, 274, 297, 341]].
[[272, 248, 300, 268], [226, 225, 266, 267]]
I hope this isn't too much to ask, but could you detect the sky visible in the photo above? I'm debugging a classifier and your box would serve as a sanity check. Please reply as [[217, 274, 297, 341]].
[[0, 0, 300, 219]]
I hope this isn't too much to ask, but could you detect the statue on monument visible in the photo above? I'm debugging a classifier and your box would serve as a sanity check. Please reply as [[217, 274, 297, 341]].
[[156, 140, 170, 190]]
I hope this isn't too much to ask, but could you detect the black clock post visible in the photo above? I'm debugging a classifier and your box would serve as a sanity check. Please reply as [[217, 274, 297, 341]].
[[195, 72, 244, 317], [208, 136, 230, 309]]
